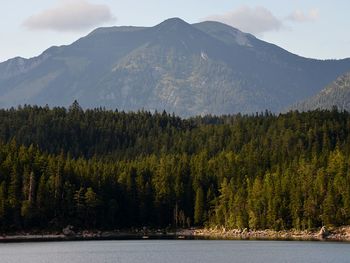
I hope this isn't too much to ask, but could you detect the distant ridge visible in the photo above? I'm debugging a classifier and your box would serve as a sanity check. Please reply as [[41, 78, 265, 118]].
[[292, 72, 350, 112]]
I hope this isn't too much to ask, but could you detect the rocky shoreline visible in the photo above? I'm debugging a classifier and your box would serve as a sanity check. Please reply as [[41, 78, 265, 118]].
[[192, 226, 350, 241], [1, 226, 350, 243]]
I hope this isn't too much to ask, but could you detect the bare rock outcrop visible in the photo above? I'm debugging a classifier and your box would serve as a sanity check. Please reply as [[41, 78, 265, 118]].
[[63, 225, 75, 237], [318, 226, 329, 239]]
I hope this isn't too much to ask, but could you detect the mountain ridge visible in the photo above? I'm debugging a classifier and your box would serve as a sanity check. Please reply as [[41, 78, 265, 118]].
[[0, 18, 350, 116]]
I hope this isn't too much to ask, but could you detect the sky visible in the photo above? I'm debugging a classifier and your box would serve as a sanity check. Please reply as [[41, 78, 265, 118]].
[[1, 0, 349, 63]]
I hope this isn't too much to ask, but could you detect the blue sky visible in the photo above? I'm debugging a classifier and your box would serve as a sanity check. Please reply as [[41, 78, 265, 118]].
[[1, 0, 349, 62]]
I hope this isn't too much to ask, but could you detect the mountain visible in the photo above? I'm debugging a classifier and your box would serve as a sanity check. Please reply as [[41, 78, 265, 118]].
[[292, 72, 350, 111], [1, 17, 350, 116]]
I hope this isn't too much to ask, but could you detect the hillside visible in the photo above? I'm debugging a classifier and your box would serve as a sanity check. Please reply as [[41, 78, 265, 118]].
[[292, 72, 350, 111]]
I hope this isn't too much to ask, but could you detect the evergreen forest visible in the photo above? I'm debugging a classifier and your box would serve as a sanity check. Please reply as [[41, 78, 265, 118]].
[[0, 103, 350, 231]]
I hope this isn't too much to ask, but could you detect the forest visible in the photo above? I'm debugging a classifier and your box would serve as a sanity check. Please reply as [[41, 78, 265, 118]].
[[0, 102, 350, 231]]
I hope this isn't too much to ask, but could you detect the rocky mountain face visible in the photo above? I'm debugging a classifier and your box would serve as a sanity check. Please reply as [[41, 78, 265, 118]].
[[1, 18, 350, 116], [291, 72, 350, 112]]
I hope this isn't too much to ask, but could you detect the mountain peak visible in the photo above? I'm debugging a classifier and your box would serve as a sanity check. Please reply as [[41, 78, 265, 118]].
[[155, 17, 192, 31], [150, 17, 205, 48], [159, 17, 188, 25]]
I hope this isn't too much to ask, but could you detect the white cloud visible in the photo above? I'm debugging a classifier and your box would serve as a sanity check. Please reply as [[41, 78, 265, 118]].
[[287, 8, 319, 22], [23, 0, 116, 32], [204, 6, 320, 36], [205, 6, 283, 36]]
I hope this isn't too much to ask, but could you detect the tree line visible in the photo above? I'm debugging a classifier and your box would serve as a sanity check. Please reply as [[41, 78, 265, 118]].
[[0, 104, 350, 231]]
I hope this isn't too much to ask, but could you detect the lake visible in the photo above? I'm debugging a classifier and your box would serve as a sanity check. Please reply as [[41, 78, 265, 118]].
[[0, 240, 349, 263]]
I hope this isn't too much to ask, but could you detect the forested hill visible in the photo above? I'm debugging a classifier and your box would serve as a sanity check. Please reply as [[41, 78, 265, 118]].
[[1, 105, 350, 231]]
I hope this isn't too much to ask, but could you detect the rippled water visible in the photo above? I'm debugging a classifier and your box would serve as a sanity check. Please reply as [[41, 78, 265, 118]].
[[0, 240, 350, 263]]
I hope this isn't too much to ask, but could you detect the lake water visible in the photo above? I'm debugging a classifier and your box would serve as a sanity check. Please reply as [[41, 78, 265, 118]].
[[0, 240, 349, 263]]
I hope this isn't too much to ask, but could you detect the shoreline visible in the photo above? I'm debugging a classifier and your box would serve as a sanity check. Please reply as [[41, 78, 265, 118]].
[[1, 226, 350, 243], [192, 226, 350, 242]]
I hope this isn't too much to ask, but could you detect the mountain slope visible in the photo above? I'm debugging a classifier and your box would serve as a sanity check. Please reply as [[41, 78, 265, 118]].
[[292, 72, 350, 111], [0, 18, 350, 116]]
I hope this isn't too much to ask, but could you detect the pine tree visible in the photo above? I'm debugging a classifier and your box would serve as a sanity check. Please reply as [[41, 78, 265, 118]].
[[194, 186, 205, 225]]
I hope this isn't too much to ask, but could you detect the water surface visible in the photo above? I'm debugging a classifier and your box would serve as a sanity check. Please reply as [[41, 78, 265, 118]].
[[0, 240, 349, 263]]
